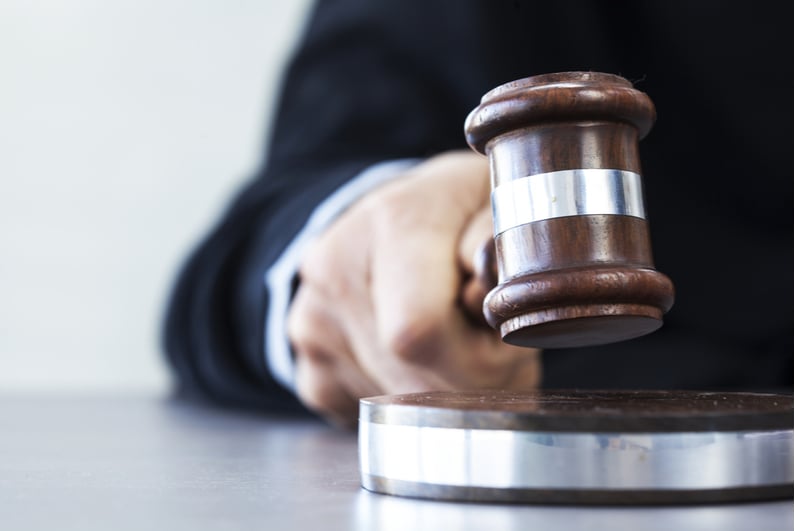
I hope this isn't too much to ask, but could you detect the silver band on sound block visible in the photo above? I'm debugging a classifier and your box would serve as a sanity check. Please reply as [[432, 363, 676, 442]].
[[491, 169, 646, 236], [358, 390, 794, 504], [359, 422, 793, 504]]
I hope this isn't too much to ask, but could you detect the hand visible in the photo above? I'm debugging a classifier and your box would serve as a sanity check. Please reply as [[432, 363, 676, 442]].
[[287, 151, 541, 427]]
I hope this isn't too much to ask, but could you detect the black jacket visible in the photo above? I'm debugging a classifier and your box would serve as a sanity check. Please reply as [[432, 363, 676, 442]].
[[163, 0, 793, 412]]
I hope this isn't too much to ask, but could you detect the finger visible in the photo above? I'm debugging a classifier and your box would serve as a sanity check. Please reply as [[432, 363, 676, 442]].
[[291, 287, 455, 399], [369, 156, 488, 367], [457, 207, 494, 275], [288, 285, 381, 400], [504, 346, 543, 390], [371, 228, 459, 365], [482, 338, 543, 389], [294, 204, 428, 394], [294, 353, 359, 429], [429, 326, 537, 389], [287, 286, 379, 428], [457, 209, 497, 324]]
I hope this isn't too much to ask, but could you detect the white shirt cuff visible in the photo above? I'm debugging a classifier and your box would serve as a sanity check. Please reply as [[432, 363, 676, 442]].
[[263, 158, 420, 391]]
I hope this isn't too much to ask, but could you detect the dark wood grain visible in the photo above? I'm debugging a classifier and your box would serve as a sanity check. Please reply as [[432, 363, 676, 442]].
[[495, 215, 654, 278], [465, 71, 655, 156], [361, 389, 794, 432], [488, 122, 641, 187]]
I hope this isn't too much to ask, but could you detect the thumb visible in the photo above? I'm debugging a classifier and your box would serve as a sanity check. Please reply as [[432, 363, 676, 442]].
[[458, 208, 498, 322]]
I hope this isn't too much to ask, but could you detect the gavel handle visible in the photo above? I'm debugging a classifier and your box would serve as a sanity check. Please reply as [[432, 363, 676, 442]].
[[460, 239, 498, 325]]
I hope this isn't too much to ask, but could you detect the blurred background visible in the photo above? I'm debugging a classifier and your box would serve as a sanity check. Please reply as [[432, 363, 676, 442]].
[[0, 0, 313, 393]]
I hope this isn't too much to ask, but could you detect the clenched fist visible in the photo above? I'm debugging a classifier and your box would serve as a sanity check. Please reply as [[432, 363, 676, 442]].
[[287, 151, 541, 427]]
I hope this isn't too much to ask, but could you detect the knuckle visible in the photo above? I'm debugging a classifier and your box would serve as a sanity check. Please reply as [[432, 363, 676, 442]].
[[299, 237, 338, 283], [470, 342, 542, 388], [297, 232, 361, 301], [295, 373, 333, 413], [291, 339, 329, 365], [287, 292, 326, 361], [361, 187, 411, 230], [384, 318, 441, 365], [294, 359, 355, 426], [286, 295, 309, 344]]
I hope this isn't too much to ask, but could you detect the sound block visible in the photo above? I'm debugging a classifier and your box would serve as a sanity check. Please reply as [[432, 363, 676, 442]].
[[358, 390, 793, 504]]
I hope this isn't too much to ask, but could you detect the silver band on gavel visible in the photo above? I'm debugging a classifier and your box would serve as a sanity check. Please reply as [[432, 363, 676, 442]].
[[491, 169, 646, 236]]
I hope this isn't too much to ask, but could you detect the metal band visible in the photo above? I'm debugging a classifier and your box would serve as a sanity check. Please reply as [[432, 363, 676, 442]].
[[359, 422, 793, 498], [491, 169, 646, 236]]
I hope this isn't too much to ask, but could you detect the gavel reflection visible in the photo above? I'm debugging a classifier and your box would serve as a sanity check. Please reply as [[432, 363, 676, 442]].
[[463, 72, 674, 349]]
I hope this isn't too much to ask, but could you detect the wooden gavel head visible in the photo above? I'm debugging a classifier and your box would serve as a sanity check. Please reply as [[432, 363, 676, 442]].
[[465, 72, 674, 349]]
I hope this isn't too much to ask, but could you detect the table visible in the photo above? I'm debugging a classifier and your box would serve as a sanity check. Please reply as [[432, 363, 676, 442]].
[[0, 394, 791, 530]]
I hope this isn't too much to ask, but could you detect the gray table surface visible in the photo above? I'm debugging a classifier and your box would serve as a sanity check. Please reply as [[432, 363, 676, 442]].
[[0, 394, 791, 531]]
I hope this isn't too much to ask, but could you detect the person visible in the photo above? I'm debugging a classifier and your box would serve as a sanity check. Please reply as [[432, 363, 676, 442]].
[[162, 0, 792, 426]]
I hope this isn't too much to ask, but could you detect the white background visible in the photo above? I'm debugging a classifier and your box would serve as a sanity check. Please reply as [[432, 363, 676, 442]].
[[0, 0, 313, 392]]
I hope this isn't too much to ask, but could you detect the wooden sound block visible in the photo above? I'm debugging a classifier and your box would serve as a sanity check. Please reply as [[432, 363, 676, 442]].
[[358, 390, 793, 504]]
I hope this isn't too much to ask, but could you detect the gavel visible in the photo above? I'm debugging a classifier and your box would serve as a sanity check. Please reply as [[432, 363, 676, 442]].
[[463, 71, 674, 349]]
